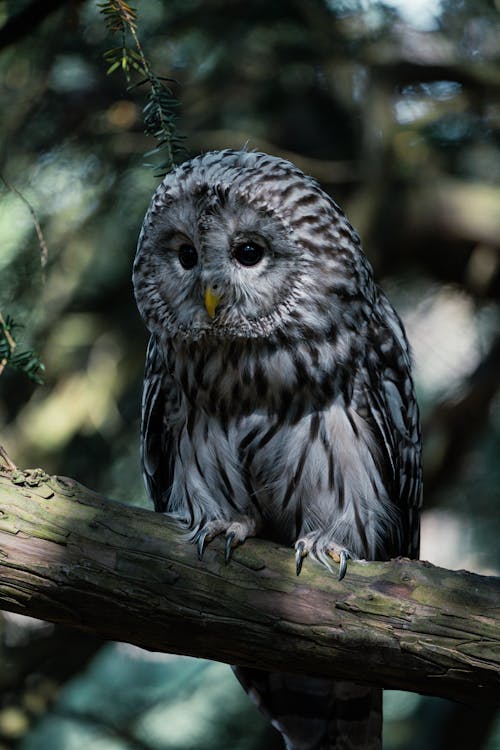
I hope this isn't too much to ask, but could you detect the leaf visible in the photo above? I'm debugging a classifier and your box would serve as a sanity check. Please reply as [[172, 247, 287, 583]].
[[106, 61, 121, 75]]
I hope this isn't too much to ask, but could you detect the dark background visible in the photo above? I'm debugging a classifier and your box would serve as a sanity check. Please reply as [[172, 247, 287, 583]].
[[0, 1, 499, 748]]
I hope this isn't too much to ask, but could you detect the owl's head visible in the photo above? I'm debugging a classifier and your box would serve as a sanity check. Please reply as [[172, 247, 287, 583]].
[[133, 150, 365, 344]]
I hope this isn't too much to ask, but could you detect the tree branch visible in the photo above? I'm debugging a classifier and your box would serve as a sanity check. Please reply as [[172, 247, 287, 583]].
[[0, 472, 498, 706]]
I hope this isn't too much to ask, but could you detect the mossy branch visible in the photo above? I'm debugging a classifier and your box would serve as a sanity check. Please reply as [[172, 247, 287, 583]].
[[0, 470, 498, 707]]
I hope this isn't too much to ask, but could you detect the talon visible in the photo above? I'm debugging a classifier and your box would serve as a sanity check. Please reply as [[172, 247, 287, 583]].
[[338, 550, 348, 581], [225, 532, 235, 564], [197, 531, 208, 560], [295, 541, 306, 576]]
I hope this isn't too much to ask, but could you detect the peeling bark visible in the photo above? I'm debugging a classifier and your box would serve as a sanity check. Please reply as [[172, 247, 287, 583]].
[[0, 472, 498, 705]]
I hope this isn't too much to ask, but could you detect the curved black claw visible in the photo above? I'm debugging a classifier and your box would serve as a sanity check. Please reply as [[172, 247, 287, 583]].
[[197, 531, 208, 560], [295, 541, 306, 576], [338, 550, 349, 581], [225, 532, 236, 564]]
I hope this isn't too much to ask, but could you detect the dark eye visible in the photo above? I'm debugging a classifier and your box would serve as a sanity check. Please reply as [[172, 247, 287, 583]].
[[233, 242, 264, 267], [178, 244, 198, 270]]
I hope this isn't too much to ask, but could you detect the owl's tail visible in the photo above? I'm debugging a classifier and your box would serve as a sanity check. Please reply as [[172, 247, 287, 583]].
[[233, 667, 382, 750]]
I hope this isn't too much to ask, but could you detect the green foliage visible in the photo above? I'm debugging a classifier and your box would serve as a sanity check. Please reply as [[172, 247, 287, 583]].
[[0, 314, 44, 385], [98, 1, 141, 76], [98, 0, 137, 39], [98, 0, 185, 173], [140, 75, 185, 175], [103, 45, 144, 76]]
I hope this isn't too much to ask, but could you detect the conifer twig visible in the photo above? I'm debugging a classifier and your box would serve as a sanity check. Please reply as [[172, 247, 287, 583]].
[[98, 1, 184, 173], [0, 313, 44, 383], [0, 312, 16, 378]]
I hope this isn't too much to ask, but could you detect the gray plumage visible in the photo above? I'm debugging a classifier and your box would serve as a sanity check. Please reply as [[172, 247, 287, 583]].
[[133, 149, 422, 750]]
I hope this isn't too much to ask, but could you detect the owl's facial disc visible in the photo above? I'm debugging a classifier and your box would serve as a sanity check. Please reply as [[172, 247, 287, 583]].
[[135, 190, 305, 341]]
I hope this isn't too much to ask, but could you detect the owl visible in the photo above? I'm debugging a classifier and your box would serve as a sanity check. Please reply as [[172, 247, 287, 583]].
[[133, 149, 422, 750]]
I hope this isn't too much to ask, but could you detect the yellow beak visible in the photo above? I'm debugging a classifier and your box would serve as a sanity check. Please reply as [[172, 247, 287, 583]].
[[204, 287, 221, 319]]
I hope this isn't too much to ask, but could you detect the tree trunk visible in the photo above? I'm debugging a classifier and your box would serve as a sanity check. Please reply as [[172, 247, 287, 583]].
[[0, 471, 498, 706]]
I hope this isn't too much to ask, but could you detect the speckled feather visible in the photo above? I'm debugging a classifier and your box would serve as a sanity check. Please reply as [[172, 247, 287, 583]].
[[134, 149, 422, 750]]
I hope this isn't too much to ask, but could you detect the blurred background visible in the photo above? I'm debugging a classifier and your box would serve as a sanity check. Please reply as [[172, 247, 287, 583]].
[[0, 0, 499, 748]]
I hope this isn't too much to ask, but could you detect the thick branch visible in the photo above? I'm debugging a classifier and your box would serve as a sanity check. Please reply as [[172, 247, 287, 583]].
[[0, 472, 498, 706]]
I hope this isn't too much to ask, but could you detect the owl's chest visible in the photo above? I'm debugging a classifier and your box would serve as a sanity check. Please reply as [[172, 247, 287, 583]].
[[172, 389, 378, 547], [176, 406, 318, 541], [169, 337, 345, 422], [167, 339, 368, 541]]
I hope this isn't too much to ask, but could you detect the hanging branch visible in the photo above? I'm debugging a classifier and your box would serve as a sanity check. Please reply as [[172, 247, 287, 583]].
[[98, 0, 185, 173]]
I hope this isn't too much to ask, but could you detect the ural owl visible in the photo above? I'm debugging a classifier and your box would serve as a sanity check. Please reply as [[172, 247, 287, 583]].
[[133, 149, 422, 750]]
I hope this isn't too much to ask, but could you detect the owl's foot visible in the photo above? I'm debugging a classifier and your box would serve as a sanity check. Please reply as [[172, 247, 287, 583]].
[[294, 533, 354, 580], [194, 516, 260, 563]]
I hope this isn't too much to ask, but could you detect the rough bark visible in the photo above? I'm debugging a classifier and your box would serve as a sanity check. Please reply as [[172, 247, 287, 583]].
[[0, 471, 498, 706]]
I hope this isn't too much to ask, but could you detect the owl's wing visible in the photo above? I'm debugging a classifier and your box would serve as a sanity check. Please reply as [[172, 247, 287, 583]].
[[366, 291, 422, 558], [141, 335, 177, 512], [356, 291, 422, 559]]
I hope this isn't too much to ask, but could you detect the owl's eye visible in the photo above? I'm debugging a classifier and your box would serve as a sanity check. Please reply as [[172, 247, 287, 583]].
[[178, 244, 198, 270], [233, 242, 264, 267]]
